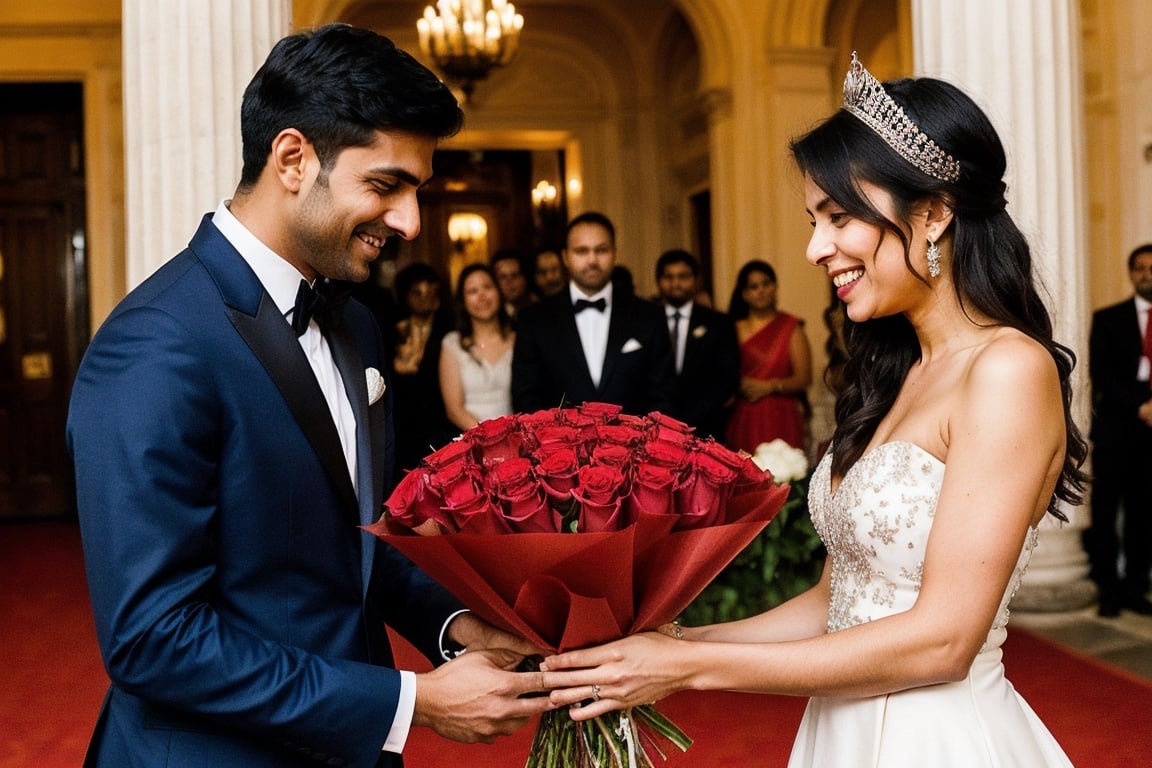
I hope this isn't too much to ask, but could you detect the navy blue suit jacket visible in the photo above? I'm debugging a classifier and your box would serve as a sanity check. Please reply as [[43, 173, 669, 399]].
[[67, 215, 463, 767]]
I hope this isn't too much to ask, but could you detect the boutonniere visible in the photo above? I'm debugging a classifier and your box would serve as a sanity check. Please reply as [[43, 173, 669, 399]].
[[366, 367, 386, 405], [691, 325, 707, 339]]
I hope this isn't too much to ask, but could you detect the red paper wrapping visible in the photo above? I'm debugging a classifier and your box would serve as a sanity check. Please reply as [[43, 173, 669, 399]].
[[363, 406, 790, 653]]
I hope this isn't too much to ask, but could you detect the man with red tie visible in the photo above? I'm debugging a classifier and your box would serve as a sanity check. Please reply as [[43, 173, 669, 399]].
[[1087, 243, 1152, 617]]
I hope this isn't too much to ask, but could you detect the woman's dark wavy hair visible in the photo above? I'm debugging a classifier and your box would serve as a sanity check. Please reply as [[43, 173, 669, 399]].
[[453, 263, 512, 358], [790, 75, 1086, 521], [238, 23, 464, 188], [727, 260, 778, 321]]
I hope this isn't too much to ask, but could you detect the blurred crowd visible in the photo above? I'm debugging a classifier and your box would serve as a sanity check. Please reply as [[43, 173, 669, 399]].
[[358, 211, 826, 483]]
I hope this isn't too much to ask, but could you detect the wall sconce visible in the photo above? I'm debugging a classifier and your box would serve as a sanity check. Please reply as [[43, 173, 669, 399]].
[[531, 180, 558, 211], [447, 212, 489, 252]]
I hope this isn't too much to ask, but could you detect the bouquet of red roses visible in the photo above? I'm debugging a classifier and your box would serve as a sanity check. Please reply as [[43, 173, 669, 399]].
[[365, 403, 789, 768]]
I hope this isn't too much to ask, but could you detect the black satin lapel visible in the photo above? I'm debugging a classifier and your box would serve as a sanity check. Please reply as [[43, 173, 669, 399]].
[[228, 295, 359, 513], [327, 323, 378, 523], [559, 307, 596, 391], [600, 300, 631, 392]]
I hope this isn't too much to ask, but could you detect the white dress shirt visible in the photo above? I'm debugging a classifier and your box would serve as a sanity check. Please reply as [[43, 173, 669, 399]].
[[570, 282, 613, 388], [211, 201, 420, 754]]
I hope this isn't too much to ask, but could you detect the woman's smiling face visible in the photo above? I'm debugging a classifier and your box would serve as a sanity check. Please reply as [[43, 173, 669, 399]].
[[803, 173, 930, 323]]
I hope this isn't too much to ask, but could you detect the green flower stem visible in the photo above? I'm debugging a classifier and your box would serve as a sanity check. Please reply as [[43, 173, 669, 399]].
[[524, 705, 692, 768]]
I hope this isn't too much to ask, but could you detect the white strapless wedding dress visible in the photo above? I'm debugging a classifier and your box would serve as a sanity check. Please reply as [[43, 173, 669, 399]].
[[788, 441, 1073, 767]]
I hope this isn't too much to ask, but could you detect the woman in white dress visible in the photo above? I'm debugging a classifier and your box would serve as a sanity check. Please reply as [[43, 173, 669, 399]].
[[440, 263, 515, 432], [540, 53, 1088, 766]]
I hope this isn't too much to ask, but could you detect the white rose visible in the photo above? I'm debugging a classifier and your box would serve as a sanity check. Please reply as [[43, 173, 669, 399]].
[[751, 438, 809, 483]]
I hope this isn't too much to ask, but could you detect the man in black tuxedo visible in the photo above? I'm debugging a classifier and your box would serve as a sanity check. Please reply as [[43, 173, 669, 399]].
[[1086, 242, 1152, 617], [512, 212, 674, 415], [655, 249, 740, 440]]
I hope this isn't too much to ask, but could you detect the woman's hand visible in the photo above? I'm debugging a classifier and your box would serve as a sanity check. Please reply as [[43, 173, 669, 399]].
[[538, 632, 691, 720]]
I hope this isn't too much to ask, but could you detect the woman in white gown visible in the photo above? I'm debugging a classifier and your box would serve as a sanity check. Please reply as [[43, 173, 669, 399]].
[[440, 263, 515, 432], [540, 53, 1088, 767]]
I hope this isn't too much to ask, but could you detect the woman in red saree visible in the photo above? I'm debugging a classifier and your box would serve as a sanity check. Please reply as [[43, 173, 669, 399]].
[[725, 259, 813, 452]]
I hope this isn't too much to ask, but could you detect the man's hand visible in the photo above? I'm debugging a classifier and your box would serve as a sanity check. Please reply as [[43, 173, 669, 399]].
[[445, 612, 546, 658], [412, 648, 551, 744], [1139, 398, 1152, 427]]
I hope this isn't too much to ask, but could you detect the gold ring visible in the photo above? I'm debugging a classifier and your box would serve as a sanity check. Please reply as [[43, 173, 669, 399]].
[[592, 684, 601, 702]]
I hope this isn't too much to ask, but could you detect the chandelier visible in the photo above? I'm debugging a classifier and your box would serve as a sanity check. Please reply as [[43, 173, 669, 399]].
[[416, 0, 524, 103]]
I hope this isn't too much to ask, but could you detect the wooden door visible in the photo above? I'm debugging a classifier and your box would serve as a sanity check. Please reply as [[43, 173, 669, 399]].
[[0, 84, 87, 519]]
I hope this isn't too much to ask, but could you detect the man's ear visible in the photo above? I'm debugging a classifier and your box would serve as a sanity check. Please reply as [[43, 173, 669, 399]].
[[269, 128, 311, 194]]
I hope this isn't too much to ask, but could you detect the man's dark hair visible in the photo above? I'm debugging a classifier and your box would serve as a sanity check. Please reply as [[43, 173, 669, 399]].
[[238, 23, 464, 188], [565, 211, 616, 246], [656, 249, 700, 280], [1128, 243, 1152, 270], [490, 248, 527, 271]]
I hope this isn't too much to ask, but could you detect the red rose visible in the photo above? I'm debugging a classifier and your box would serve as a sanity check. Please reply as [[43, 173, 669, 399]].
[[623, 460, 680, 526], [383, 466, 440, 528], [560, 410, 600, 445], [486, 458, 558, 533], [674, 448, 740, 529], [647, 420, 696, 450], [534, 425, 582, 449], [517, 407, 565, 429], [614, 413, 648, 429], [589, 443, 632, 468], [642, 438, 691, 470], [536, 445, 580, 501], [577, 402, 623, 423], [469, 414, 523, 462], [442, 476, 509, 534], [573, 464, 628, 532], [423, 438, 474, 471], [596, 424, 644, 447]]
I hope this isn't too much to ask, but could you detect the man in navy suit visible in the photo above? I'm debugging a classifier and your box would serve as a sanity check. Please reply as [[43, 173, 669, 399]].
[[67, 25, 548, 767], [655, 249, 740, 440], [1086, 242, 1152, 617], [511, 212, 674, 415]]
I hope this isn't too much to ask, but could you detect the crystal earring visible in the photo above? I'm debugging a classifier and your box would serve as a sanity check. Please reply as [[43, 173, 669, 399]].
[[926, 239, 942, 278]]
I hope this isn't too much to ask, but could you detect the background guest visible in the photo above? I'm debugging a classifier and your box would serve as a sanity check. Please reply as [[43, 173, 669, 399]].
[[1086, 242, 1152, 617], [512, 211, 674, 415], [390, 261, 454, 478], [440, 263, 516, 432], [490, 247, 532, 322], [725, 259, 812, 452], [533, 247, 567, 298], [655, 249, 739, 440]]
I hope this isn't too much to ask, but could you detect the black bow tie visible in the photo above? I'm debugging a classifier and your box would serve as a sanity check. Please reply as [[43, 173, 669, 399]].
[[573, 297, 607, 314], [291, 278, 351, 336]]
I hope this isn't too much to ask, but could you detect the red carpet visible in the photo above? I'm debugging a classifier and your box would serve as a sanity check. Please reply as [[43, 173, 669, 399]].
[[3, 521, 1151, 767]]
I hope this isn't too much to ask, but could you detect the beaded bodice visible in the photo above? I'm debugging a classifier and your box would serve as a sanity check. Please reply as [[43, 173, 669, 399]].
[[808, 441, 1037, 643]]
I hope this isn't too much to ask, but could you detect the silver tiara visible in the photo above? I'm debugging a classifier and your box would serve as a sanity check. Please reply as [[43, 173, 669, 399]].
[[842, 52, 961, 183]]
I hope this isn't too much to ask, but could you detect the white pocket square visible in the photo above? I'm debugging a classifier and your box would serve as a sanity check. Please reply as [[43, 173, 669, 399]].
[[366, 367, 386, 405], [620, 338, 643, 354]]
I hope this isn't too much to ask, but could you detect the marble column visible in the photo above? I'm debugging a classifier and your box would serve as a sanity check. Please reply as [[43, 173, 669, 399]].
[[912, 0, 1096, 610], [122, 0, 290, 287]]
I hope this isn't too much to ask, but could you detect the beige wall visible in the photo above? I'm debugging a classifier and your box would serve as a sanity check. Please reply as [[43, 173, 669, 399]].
[[0, 0, 123, 330]]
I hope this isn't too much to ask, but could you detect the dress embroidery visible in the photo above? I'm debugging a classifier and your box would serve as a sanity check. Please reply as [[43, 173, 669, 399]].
[[809, 441, 1036, 635]]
